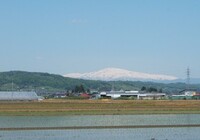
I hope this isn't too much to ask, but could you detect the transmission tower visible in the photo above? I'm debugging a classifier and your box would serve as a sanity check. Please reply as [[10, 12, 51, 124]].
[[186, 67, 190, 90]]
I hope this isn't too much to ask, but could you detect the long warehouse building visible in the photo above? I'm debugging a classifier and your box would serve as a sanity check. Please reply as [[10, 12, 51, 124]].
[[0, 91, 41, 101]]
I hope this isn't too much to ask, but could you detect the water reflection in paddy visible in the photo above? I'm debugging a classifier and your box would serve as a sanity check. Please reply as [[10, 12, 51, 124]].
[[0, 114, 200, 140], [0, 127, 200, 140], [0, 114, 199, 128]]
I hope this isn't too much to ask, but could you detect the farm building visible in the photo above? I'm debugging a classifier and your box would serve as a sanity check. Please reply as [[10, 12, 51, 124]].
[[80, 93, 90, 99], [192, 93, 200, 100], [138, 93, 166, 100], [0, 91, 40, 101], [100, 90, 166, 100], [170, 91, 198, 100], [52, 93, 67, 98]]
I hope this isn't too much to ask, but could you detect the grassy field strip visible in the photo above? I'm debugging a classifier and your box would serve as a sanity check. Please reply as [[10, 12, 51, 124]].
[[0, 100, 200, 115]]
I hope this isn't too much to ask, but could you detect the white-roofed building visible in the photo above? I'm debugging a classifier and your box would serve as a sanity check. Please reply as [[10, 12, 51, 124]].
[[100, 90, 166, 100], [0, 91, 40, 101]]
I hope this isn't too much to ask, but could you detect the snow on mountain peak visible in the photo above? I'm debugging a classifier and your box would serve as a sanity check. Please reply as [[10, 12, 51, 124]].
[[64, 68, 178, 81]]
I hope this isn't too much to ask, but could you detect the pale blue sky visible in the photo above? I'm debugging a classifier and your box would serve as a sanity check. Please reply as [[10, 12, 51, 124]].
[[0, 0, 200, 78]]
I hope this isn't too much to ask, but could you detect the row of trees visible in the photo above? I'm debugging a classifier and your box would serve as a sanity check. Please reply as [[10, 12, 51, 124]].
[[73, 85, 162, 94], [141, 86, 163, 93], [72, 85, 90, 94]]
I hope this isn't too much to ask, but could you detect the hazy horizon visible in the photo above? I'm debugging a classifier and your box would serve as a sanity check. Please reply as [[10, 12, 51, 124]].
[[1, 0, 200, 78]]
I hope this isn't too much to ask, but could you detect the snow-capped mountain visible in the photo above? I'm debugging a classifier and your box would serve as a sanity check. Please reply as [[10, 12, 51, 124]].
[[64, 68, 178, 81]]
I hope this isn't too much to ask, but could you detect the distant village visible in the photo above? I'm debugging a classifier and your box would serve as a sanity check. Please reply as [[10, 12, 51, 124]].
[[49, 87, 200, 100], [0, 84, 200, 101]]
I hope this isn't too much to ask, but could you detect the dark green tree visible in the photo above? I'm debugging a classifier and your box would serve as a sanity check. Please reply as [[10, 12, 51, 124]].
[[74, 84, 85, 93], [141, 86, 146, 91], [79, 85, 85, 93], [148, 87, 158, 93]]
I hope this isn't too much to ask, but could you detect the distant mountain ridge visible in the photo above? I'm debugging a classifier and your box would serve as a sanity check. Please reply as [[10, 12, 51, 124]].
[[0, 71, 200, 95], [64, 68, 178, 81]]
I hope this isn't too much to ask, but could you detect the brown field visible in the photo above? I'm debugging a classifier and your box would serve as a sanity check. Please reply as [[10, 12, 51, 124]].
[[1, 99, 200, 116]]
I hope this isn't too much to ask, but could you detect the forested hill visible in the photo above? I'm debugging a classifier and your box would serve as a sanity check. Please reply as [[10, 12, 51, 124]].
[[0, 71, 199, 95], [0, 71, 110, 92]]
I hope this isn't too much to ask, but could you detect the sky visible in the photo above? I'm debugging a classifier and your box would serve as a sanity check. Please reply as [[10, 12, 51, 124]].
[[0, 0, 200, 78]]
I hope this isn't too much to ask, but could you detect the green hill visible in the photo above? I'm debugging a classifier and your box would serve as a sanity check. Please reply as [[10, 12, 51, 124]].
[[0, 71, 199, 95], [0, 71, 110, 94]]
